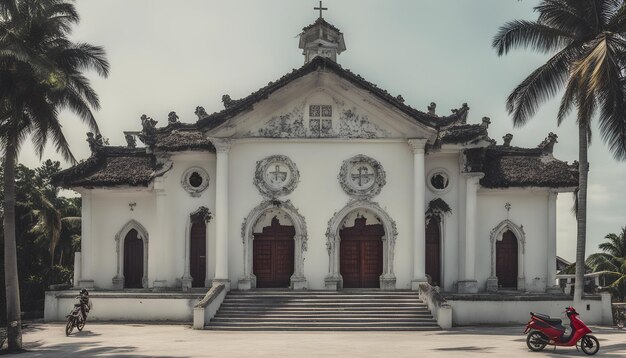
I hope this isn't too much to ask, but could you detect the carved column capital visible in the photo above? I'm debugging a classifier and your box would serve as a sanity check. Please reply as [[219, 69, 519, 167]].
[[407, 139, 428, 154], [209, 138, 232, 153], [462, 172, 484, 183]]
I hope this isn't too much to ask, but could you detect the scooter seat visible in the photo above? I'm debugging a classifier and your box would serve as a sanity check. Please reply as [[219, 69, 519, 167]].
[[531, 312, 562, 326]]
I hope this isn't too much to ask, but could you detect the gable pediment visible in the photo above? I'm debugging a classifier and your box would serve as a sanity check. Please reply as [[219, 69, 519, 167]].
[[206, 71, 437, 140]]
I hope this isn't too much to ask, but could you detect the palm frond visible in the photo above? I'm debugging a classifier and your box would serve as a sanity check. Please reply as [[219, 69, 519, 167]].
[[506, 44, 578, 126], [492, 19, 576, 56]]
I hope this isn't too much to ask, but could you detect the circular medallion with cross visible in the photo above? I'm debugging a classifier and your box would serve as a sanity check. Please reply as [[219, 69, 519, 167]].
[[338, 155, 386, 199], [254, 155, 300, 198]]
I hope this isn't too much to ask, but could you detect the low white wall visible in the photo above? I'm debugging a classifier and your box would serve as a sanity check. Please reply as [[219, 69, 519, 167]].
[[448, 293, 612, 326], [44, 291, 204, 322]]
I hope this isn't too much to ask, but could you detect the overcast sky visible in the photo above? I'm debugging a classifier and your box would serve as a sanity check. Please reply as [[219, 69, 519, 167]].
[[15, 0, 626, 261]]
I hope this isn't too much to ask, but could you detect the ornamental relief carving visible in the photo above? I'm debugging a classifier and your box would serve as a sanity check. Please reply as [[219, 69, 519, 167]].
[[253, 155, 300, 198], [338, 155, 386, 199]]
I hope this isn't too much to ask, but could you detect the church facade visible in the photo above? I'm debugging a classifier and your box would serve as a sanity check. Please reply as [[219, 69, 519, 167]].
[[52, 16, 580, 299]]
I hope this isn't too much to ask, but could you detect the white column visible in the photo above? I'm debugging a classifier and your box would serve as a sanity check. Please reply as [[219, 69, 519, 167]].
[[153, 186, 169, 290], [409, 139, 428, 290], [212, 138, 231, 290], [458, 173, 483, 293], [78, 192, 94, 288], [546, 191, 561, 293]]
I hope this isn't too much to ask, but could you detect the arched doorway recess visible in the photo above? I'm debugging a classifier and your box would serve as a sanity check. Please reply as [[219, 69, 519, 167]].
[[486, 219, 526, 292], [239, 200, 308, 290], [112, 220, 149, 289], [325, 200, 397, 290]]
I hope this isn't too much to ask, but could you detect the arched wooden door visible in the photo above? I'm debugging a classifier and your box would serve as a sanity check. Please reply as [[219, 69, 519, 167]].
[[253, 216, 295, 288], [190, 221, 206, 287], [425, 216, 441, 287], [123, 229, 144, 288], [496, 230, 518, 289], [340, 216, 384, 288]]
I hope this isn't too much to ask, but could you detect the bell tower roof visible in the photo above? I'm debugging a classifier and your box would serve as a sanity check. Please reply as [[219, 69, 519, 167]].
[[298, 1, 346, 64]]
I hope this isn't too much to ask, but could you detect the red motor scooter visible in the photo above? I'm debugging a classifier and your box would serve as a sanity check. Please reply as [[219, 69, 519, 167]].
[[524, 306, 599, 355]]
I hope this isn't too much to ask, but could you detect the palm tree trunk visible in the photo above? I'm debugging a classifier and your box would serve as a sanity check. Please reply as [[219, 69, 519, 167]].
[[3, 134, 22, 351], [574, 122, 589, 302]]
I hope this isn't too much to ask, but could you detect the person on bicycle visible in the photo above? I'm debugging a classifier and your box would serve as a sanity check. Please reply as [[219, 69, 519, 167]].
[[79, 289, 90, 321]]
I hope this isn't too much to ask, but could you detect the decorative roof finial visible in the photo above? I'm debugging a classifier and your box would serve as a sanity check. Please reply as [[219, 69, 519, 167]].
[[538, 132, 558, 154], [428, 102, 436, 115], [502, 133, 513, 147], [481, 117, 491, 128], [168, 111, 179, 124], [125, 133, 137, 148], [314, 1, 328, 19], [86, 132, 103, 154]]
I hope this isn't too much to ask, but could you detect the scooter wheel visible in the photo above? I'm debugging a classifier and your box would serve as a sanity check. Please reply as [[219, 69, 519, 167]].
[[580, 334, 599, 355], [526, 331, 548, 352]]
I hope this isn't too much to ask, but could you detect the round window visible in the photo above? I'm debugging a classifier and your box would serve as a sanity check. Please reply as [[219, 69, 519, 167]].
[[427, 168, 453, 194], [189, 172, 203, 188], [430, 173, 449, 190], [181, 167, 210, 197]]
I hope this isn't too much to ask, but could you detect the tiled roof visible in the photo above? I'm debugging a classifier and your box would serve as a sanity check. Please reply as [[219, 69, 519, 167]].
[[477, 146, 578, 188], [197, 56, 469, 131], [52, 148, 160, 188]]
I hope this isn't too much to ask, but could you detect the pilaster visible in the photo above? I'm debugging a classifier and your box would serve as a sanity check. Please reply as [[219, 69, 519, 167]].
[[211, 138, 232, 290], [408, 139, 428, 290], [458, 172, 483, 293], [546, 190, 562, 293], [78, 192, 94, 288]]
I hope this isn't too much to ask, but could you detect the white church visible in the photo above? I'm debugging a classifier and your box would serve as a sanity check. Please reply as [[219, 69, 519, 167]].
[[45, 8, 613, 328]]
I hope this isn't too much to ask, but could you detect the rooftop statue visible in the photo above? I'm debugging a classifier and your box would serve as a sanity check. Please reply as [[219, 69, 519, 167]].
[[168, 111, 179, 124]]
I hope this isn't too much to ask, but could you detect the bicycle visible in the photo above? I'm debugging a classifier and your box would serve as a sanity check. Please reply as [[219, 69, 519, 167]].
[[65, 289, 91, 336]]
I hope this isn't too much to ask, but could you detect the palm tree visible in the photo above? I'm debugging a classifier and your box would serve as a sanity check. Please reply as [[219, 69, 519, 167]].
[[493, 0, 626, 302], [1, 0, 108, 351], [586, 227, 626, 301]]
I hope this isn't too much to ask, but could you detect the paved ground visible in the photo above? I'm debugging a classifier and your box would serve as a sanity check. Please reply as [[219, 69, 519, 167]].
[[13, 323, 626, 357]]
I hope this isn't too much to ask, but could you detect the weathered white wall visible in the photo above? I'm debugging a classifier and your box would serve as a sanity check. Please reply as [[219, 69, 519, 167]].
[[476, 189, 550, 292], [86, 190, 156, 288], [448, 294, 613, 326], [228, 139, 421, 289], [425, 152, 461, 292], [44, 291, 203, 322], [82, 151, 216, 289]]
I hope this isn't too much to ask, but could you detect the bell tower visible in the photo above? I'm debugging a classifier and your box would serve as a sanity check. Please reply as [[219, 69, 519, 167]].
[[299, 1, 346, 64]]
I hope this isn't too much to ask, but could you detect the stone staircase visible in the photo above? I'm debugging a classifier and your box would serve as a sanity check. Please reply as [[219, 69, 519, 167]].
[[206, 290, 439, 331]]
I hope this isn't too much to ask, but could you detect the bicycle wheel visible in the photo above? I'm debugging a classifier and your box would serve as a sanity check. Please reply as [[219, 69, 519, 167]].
[[77, 316, 86, 331], [65, 317, 75, 336], [581, 334, 599, 355], [526, 331, 548, 352]]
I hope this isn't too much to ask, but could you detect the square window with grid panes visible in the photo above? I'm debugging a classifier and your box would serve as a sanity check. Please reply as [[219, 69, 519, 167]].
[[309, 105, 332, 136]]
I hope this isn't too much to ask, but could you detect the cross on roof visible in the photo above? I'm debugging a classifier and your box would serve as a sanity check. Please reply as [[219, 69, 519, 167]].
[[314, 1, 328, 19]]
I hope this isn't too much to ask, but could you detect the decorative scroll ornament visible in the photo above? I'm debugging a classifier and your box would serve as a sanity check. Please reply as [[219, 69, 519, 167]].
[[338, 155, 386, 199], [190, 206, 213, 223], [181, 167, 210, 197], [253, 155, 300, 198]]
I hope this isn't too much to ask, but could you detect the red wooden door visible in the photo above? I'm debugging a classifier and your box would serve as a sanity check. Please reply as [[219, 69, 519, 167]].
[[190, 221, 206, 287], [253, 217, 295, 288], [425, 216, 441, 286], [124, 229, 144, 288], [496, 230, 518, 289], [340, 217, 384, 288]]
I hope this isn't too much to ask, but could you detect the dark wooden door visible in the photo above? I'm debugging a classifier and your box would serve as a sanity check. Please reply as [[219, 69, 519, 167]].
[[190, 221, 206, 287], [253, 217, 295, 288], [340, 217, 384, 288], [123, 229, 144, 288], [425, 216, 441, 287], [496, 230, 518, 289]]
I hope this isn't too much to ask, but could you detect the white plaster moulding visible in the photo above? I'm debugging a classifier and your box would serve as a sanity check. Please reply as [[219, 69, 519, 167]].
[[479, 187, 577, 194], [231, 137, 415, 144]]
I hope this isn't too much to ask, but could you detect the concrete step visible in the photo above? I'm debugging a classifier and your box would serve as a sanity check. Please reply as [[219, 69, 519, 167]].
[[206, 290, 439, 331], [205, 325, 440, 331], [212, 317, 433, 323], [216, 312, 433, 317]]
